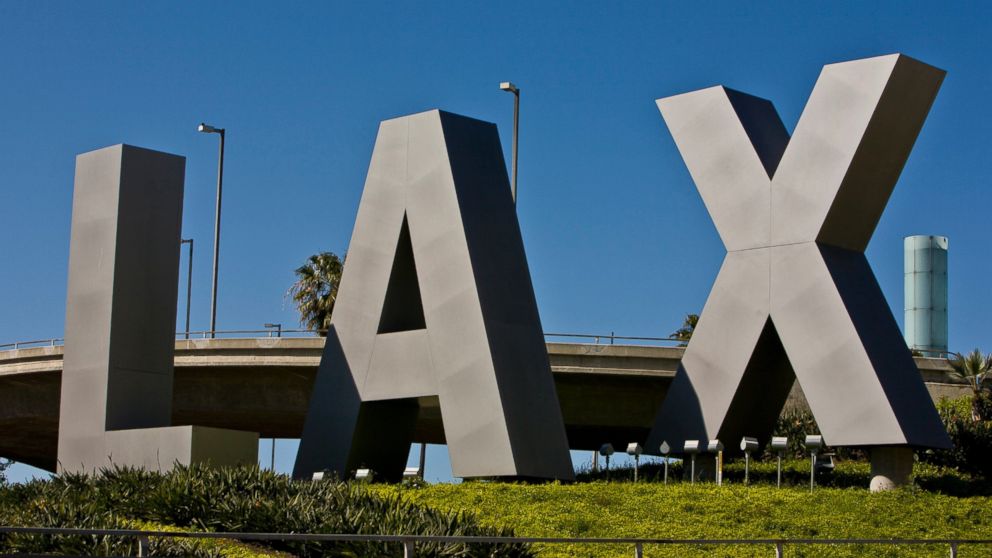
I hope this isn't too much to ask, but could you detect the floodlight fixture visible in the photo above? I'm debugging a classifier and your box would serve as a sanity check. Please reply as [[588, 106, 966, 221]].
[[626, 443, 643, 482], [312, 470, 330, 481], [659, 441, 671, 484], [771, 436, 788, 488], [804, 435, 824, 450], [708, 439, 724, 485], [803, 435, 825, 492], [684, 440, 700, 484], [599, 443, 615, 481], [355, 468, 372, 481], [403, 466, 421, 479], [197, 122, 221, 134], [741, 437, 758, 485]]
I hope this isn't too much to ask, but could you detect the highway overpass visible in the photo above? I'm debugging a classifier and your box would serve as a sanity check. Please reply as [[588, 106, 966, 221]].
[[0, 337, 967, 471]]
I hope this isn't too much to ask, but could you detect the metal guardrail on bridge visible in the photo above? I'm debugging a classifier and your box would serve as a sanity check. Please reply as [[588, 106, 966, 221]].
[[0, 526, 987, 557], [0, 330, 685, 351]]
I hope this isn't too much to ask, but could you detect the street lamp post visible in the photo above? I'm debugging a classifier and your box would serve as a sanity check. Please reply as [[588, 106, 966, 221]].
[[198, 122, 225, 339], [180, 239, 194, 339], [499, 82, 519, 205]]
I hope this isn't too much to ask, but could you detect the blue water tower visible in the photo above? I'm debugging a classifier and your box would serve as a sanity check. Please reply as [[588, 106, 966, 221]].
[[904, 235, 948, 357]]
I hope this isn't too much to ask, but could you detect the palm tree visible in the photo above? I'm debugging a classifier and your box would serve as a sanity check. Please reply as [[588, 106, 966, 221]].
[[671, 313, 699, 347], [287, 251, 344, 335], [947, 348, 992, 421]]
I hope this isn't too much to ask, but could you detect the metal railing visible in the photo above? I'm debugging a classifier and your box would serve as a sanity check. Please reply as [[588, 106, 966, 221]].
[[544, 332, 683, 346], [0, 330, 685, 351], [0, 527, 987, 557]]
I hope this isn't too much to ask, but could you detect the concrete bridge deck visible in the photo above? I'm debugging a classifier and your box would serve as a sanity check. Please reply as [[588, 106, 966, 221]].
[[0, 338, 965, 471]]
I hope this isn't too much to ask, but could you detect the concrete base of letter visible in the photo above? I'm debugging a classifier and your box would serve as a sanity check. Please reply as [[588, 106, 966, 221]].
[[870, 446, 914, 492]]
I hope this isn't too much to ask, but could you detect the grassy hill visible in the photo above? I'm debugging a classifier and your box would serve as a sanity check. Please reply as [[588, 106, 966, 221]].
[[375, 461, 992, 558]]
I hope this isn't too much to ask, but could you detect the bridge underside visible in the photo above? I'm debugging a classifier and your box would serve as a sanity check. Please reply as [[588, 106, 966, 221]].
[[0, 339, 964, 471]]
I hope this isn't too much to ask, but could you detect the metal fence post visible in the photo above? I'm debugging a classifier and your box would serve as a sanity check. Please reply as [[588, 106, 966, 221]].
[[403, 540, 415, 558], [949, 542, 958, 558], [775, 541, 784, 557], [634, 542, 643, 557], [137, 535, 151, 557]]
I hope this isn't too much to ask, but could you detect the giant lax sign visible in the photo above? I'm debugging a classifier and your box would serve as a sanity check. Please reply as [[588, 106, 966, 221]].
[[52, 53, 949, 481]]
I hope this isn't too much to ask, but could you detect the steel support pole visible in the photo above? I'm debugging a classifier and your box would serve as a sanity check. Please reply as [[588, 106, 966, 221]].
[[418, 442, 427, 477], [510, 89, 519, 204], [182, 239, 193, 339], [209, 130, 225, 338], [271, 438, 276, 471], [810, 452, 816, 493]]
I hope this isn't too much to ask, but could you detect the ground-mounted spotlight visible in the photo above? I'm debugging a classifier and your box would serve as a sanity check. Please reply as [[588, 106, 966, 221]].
[[708, 439, 724, 485], [803, 435, 824, 492], [659, 441, 671, 484], [312, 470, 331, 482], [600, 443, 615, 481], [740, 437, 759, 485], [355, 468, 373, 482], [627, 443, 643, 482], [403, 466, 421, 480], [770, 436, 788, 488], [684, 440, 700, 484]]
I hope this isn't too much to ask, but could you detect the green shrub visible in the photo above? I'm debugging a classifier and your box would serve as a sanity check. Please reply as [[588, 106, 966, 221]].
[[0, 465, 533, 558], [919, 396, 992, 479]]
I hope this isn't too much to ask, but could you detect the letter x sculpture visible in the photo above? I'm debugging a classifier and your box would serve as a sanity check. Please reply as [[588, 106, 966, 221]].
[[645, 54, 952, 454]]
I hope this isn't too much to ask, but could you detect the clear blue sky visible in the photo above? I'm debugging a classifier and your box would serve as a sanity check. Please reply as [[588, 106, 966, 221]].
[[2, 2, 989, 482]]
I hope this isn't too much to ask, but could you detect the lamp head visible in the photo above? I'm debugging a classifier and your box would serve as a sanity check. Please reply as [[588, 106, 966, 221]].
[[198, 122, 221, 134], [770, 436, 789, 451], [740, 437, 759, 452], [683, 440, 700, 454], [803, 435, 824, 451], [499, 81, 519, 94], [707, 439, 724, 453], [659, 441, 671, 455], [626, 442, 643, 457], [599, 443, 615, 457]]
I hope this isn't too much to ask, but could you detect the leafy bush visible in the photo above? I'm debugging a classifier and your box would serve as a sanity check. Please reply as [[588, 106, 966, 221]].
[[0, 465, 532, 558], [920, 395, 992, 479]]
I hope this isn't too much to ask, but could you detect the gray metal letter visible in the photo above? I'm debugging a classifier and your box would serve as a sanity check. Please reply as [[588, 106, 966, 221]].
[[294, 110, 574, 481], [646, 54, 951, 454], [58, 144, 257, 474]]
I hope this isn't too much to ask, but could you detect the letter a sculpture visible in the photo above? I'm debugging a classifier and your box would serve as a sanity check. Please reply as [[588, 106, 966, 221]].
[[294, 110, 574, 482], [646, 54, 952, 457]]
